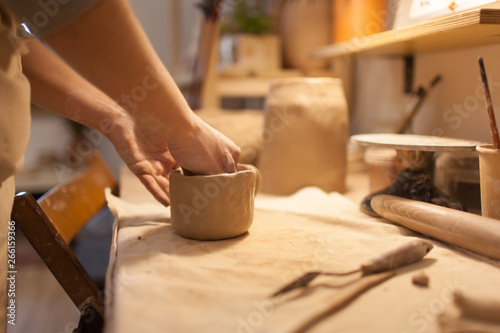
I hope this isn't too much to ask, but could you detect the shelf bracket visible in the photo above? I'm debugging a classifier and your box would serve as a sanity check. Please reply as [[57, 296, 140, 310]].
[[404, 55, 414, 94]]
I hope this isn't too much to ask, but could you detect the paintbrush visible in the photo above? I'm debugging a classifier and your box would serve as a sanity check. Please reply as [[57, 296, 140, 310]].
[[478, 57, 500, 149]]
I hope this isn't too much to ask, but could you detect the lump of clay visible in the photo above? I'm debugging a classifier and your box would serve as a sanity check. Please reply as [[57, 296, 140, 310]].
[[412, 271, 429, 287]]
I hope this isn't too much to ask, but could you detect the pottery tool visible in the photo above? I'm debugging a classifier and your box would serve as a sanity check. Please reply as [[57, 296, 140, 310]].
[[371, 194, 500, 260], [396, 75, 442, 134], [453, 290, 500, 323], [478, 57, 500, 149], [291, 272, 395, 333], [272, 239, 432, 297]]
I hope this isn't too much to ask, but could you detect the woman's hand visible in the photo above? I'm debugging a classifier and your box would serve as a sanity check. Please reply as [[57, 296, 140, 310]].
[[108, 112, 241, 206], [166, 113, 241, 176], [108, 114, 178, 206]]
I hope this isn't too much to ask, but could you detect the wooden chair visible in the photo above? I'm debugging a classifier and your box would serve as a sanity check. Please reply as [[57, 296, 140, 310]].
[[11, 151, 116, 333]]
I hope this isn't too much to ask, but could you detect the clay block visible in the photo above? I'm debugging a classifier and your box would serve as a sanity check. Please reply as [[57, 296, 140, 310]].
[[258, 78, 349, 195]]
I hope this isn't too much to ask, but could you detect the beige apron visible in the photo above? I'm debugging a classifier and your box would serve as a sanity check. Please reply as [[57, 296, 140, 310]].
[[0, 6, 31, 332]]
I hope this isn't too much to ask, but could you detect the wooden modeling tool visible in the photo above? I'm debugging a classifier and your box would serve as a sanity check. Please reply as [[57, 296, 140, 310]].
[[478, 57, 500, 149], [272, 239, 433, 297], [291, 272, 395, 333], [454, 290, 500, 323]]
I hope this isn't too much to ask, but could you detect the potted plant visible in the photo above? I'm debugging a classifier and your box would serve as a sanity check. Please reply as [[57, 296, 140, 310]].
[[219, 1, 281, 75]]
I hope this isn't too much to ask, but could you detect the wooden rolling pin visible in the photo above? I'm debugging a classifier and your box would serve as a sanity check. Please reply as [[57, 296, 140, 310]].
[[371, 195, 500, 260]]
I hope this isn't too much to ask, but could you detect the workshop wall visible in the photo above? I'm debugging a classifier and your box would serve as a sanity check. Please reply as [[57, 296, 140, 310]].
[[351, 43, 500, 144]]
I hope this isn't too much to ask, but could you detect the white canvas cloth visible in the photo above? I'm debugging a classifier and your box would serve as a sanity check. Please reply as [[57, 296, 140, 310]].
[[104, 168, 500, 333]]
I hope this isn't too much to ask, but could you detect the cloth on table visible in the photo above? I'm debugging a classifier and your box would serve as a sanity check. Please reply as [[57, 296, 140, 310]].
[[104, 176, 500, 333]]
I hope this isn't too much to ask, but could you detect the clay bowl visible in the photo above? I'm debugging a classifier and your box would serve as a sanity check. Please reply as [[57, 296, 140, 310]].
[[169, 164, 261, 240]]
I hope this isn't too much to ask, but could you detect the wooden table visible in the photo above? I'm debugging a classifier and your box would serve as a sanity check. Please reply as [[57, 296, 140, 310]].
[[104, 167, 500, 333]]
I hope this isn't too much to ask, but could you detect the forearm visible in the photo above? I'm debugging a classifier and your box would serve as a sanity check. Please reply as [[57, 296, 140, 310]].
[[22, 0, 240, 176], [22, 38, 180, 205], [39, 0, 194, 139], [21, 38, 126, 137]]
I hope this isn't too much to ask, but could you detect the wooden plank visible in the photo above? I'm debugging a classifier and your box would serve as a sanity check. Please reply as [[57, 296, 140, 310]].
[[217, 77, 277, 97], [313, 8, 500, 59], [216, 70, 334, 98], [12, 193, 104, 316], [350, 133, 483, 152], [38, 152, 116, 244]]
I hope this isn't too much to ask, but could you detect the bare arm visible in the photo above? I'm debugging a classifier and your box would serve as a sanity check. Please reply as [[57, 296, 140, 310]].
[[39, 0, 240, 175], [22, 38, 178, 205], [21, 38, 123, 132]]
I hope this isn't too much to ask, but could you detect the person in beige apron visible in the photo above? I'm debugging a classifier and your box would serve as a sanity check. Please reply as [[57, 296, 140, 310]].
[[0, 5, 31, 331], [1, 0, 240, 330]]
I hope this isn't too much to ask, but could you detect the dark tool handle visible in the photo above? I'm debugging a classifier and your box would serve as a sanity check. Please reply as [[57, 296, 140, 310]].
[[271, 239, 433, 297], [361, 239, 433, 275], [271, 272, 321, 297], [396, 74, 441, 134]]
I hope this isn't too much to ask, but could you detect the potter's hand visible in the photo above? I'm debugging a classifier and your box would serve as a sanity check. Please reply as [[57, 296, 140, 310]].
[[167, 114, 241, 175], [109, 115, 178, 206]]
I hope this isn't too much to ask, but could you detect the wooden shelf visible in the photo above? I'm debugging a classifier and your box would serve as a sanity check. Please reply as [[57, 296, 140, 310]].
[[313, 8, 500, 59], [216, 70, 335, 98]]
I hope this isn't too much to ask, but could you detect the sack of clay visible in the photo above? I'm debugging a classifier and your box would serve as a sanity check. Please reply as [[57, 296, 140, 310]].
[[258, 77, 349, 195]]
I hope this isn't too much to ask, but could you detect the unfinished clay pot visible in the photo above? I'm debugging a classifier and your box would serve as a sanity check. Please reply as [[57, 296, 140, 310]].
[[258, 77, 349, 195], [169, 164, 261, 240]]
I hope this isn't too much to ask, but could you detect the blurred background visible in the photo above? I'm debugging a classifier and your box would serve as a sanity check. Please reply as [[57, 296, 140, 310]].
[[16, 0, 500, 196]]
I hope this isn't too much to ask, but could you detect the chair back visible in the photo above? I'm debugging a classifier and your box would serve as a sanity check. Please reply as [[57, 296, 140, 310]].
[[11, 151, 116, 321], [38, 152, 116, 244]]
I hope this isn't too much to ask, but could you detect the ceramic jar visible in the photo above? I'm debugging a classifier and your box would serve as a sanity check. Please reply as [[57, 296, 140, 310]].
[[280, 0, 330, 70], [476, 144, 500, 220], [364, 147, 398, 192], [434, 151, 481, 214], [258, 77, 349, 195]]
